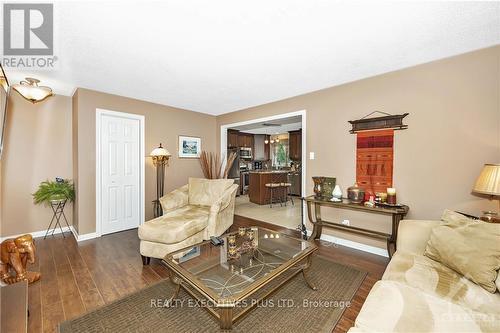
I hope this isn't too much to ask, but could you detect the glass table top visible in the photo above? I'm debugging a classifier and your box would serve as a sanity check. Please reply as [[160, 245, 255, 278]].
[[165, 227, 315, 300]]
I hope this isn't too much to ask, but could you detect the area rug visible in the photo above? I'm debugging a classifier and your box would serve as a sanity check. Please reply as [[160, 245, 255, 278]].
[[59, 256, 366, 333]]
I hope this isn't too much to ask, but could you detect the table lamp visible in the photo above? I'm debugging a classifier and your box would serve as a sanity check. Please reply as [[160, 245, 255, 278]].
[[472, 164, 500, 223], [151, 143, 171, 217]]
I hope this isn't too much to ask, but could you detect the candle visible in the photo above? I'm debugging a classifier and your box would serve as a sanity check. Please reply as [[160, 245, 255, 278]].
[[387, 188, 397, 204]]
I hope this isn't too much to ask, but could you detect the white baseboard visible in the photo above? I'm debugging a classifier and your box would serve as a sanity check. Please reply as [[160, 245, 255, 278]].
[[1, 226, 73, 242], [0, 225, 99, 243], [69, 226, 99, 242], [306, 229, 389, 258]]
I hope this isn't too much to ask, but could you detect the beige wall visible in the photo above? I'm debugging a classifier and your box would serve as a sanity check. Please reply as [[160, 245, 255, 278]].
[[1, 46, 498, 253], [73, 88, 216, 235], [217, 46, 500, 250], [1, 93, 73, 237]]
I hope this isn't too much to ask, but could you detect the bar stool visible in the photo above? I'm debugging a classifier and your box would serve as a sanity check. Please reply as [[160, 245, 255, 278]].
[[265, 182, 282, 208], [280, 182, 294, 206], [265, 173, 285, 208]]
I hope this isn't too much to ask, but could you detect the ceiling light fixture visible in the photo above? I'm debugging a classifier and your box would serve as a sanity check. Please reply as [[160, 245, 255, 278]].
[[13, 77, 54, 104]]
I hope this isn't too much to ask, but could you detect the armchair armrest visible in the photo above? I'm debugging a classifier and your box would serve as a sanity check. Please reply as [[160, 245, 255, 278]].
[[202, 184, 238, 239], [159, 184, 188, 214], [396, 219, 441, 255], [210, 184, 238, 214]]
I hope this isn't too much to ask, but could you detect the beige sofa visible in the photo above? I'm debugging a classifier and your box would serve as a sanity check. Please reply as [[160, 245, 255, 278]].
[[138, 178, 238, 264], [349, 219, 500, 333]]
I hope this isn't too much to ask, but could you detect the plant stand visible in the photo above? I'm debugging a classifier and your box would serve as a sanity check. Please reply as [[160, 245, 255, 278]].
[[44, 199, 70, 239]]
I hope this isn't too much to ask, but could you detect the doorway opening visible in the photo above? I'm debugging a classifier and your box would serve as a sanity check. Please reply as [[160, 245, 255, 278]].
[[220, 110, 306, 231]]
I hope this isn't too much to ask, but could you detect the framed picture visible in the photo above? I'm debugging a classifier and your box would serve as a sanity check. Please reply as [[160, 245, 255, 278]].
[[178, 135, 201, 158]]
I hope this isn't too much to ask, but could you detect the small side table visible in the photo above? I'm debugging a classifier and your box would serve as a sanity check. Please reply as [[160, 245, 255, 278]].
[[44, 199, 71, 239]]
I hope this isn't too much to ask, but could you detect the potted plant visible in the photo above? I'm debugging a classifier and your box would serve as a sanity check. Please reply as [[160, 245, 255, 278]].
[[33, 178, 75, 205], [276, 143, 287, 167]]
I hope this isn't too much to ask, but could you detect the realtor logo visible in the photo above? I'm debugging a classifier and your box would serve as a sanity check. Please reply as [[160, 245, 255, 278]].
[[3, 3, 53, 55]]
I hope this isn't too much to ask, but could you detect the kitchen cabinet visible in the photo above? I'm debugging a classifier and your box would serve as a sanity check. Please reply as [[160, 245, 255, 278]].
[[228, 130, 239, 148], [289, 129, 302, 161], [287, 172, 301, 196], [238, 133, 254, 149]]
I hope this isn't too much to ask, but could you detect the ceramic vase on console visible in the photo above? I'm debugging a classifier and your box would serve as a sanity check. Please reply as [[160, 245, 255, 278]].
[[332, 185, 342, 202], [321, 177, 336, 199]]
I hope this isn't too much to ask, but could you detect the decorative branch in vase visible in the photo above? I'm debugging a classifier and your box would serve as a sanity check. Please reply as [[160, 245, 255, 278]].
[[199, 151, 237, 179]]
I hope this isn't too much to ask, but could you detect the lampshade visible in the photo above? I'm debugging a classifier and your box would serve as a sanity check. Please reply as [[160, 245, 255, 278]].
[[12, 77, 53, 103], [473, 164, 500, 196], [150, 143, 171, 157]]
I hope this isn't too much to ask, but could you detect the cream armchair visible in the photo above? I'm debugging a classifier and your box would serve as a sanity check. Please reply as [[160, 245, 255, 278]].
[[138, 178, 238, 264]]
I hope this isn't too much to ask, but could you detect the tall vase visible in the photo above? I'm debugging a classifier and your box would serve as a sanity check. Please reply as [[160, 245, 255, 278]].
[[312, 177, 324, 198]]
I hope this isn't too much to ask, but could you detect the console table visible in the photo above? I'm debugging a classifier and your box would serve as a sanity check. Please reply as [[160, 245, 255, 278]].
[[302, 196, 409, 257]]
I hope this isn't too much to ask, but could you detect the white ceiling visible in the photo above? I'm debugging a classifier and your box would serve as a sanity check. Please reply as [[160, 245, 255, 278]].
[[3, 1, 499, 115]]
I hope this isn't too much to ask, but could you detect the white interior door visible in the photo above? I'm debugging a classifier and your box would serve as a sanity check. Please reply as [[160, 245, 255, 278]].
[[99, 113, 141, 235]]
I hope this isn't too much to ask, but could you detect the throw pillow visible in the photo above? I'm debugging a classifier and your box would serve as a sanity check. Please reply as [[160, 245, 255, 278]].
[[424, 210, 500, 293]]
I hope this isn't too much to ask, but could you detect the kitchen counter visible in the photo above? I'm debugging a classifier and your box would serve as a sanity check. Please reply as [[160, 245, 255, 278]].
[[248, 171, 288, 205]]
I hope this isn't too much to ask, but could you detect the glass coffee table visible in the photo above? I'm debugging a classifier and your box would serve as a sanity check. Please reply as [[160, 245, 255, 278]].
[[163, 226, 318, 329]]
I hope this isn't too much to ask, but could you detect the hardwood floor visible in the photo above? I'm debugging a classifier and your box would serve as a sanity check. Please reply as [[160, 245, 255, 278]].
[[26, 215, 388, 333]]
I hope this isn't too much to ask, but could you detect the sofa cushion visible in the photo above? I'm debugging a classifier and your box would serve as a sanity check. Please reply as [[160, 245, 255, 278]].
[[383, 252, 500, 316], [355, 280, 500, 333], [138, 205, 210, 244], [188, 178, 234, 206], [424, 210, 500, 293]]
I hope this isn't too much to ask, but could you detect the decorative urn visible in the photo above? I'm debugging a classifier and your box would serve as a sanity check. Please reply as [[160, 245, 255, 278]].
[[347, 183, 365, 204]]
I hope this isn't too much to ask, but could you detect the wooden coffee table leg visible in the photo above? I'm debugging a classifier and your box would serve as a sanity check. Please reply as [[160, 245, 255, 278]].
[[301, 255, 317, 291], [219, 307, 233, 329]]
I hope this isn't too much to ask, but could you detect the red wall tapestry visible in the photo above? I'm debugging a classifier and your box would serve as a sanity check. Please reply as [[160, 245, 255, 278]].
[[356, 129, 394, 195]]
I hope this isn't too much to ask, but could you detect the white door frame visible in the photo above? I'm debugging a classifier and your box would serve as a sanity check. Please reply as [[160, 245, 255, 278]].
[[96, 108, 145, 237], [220, 110, 307, 228]]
